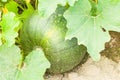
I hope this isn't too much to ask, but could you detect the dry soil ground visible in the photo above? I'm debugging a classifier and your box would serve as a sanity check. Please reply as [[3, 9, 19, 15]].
[[45, 56, 120, 80]]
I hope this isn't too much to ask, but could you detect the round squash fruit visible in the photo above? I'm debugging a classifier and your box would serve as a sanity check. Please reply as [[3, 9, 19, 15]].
[[20, 6, 87, 74]]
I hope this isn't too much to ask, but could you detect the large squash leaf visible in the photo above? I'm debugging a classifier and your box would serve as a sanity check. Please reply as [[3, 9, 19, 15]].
[[64, 0, 120, 61], [0, 45, 21, 80], [0, 45, 50, 80], [38, 0, 77, 17], [16, 48, 50, 80]]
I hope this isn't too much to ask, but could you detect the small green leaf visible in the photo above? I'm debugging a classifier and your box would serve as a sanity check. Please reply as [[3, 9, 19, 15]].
[[16, 48, 50, 80], [5, 1, 19, 14], [0, 12, 20, 46], [38, 0, 77, 17], [0, 45, 21, 80]]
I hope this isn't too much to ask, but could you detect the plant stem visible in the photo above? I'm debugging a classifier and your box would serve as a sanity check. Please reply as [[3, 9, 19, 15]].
[[89, 0, 98, 16], [18, 52, 24, 69], [35, 0, 38, 9], [93, 0, 98, 3]]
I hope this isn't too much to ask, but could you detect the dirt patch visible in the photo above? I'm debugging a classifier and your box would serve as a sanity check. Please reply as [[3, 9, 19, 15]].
[[45, 56, 120, 80], [105, 31, 120, 48]]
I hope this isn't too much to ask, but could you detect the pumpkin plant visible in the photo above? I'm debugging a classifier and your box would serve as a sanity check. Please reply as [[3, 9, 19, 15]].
[[1, 0, 120, 80]]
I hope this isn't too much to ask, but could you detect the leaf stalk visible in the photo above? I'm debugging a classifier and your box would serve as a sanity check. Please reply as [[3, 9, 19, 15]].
[[89, 0, 98, 16]]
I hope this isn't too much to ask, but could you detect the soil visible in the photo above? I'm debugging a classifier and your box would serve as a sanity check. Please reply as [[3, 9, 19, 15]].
[[101, 31, 120, 62], [44, 31, 120, 80], [45, 56, 120, 80]]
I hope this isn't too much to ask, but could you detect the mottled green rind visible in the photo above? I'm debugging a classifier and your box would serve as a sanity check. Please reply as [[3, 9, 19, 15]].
[[20, 6, 86, 73], [45, 38, 86, 73]]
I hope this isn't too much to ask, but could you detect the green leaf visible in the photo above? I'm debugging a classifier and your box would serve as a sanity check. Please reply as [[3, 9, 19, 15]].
[[38, 0, 77, 17], [20, 2, 34, 20], [0, 46, 50, 80], [0, 34, 2, 46], [1, 0, 7, 3], [0, 10, 2, 20], [5, 1, 19, 14], [0, 12, 20, 46], [16, 48, 50, 80], [100, 0, 120, 31], [0, 45, 21, 80], [64, 0, 120, 61]]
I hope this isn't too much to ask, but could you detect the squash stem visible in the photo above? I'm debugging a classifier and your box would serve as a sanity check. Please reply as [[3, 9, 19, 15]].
[[18, 51, 25, 69], [89, 0, 98, 16]]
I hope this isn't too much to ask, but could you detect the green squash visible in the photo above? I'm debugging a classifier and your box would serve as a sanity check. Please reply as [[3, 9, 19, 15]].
[[20, 5, 87, 73]]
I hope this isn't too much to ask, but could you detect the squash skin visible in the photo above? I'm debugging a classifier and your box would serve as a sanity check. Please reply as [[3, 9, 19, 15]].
[[45, 38, 87, 73], [20, 13, 68, 54], [20, 6, 87, 73]]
